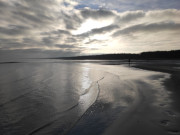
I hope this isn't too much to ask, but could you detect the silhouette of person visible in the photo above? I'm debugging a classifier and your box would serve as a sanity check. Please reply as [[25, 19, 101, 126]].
[[128, 58, 131, 66]]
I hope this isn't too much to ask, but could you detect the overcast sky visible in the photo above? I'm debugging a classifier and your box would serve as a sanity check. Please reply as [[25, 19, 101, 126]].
[[0, 0, 180, 58]]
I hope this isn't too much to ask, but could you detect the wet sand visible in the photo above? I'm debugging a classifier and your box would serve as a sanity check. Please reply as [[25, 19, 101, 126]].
[[131, 61, 180, 135], [0, 60, 180, 135], [68, 61, 180, 135]]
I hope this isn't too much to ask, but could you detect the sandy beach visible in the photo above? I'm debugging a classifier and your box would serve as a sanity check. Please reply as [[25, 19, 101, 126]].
[[1, 0, 180, 134], [0, 60, 180, 135], [68, 60, 180, 135]]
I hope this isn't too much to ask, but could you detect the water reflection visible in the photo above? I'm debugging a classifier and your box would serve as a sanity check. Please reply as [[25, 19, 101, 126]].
[[81, 67, 91, 91], [68, 63, 172, 135], [0, 62, 104, 135], [0, 60, 174, 135]]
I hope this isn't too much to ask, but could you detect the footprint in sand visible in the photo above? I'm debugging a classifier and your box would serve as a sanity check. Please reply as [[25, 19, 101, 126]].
[[159, 103, 166, 107], [168, 129, 180, 134], [160, 120, 170, 126], [165, 110, 176, 117], [159, 119, 180, 134]]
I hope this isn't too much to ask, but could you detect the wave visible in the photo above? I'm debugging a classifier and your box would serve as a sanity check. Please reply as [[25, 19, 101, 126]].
[[28, 103, 79, 135]]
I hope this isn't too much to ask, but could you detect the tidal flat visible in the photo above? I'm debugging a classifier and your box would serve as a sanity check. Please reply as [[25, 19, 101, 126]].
[[0, 59, 180, 135]]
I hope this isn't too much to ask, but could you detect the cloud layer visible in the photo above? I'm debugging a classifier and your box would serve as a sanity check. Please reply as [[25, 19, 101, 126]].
[[0, 0, 180, 58], [76, 0, 180, 11]]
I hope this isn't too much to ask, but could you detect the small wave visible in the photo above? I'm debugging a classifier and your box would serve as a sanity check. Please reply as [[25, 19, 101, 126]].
[[27, 103, 79, 135], [0, 87, 34, 107], [0, 62, 22, 64]]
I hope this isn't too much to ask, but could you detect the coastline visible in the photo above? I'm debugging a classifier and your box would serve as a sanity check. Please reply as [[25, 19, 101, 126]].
[[132, 62, 180, 134], [133, 62, 180, 112], [68, 61, 180, 135], [1, 60, 180, 135]]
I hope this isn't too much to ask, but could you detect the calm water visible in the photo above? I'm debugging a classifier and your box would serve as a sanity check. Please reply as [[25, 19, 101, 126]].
[[0, 59, 173, 135]]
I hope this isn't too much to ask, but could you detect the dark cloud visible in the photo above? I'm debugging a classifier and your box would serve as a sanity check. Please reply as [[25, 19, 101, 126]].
[[42, 36, 59, 45], [62, 12, 82, 30], [0, 49, 81, 60], [80, 8, 115, 19], [116, 10, 145, 23], [0, 37, 43, 50], [13, 11, 50, 25], [41, 29, 71, 36], [113, 22, 180, 37], [42, 36, 80, 49], [0, 1, 8, 8], [51, 30, 71, 35], [0, 0, 56, 27], [0, 42, 25, 50], [55, 44, 76, 49], [0, 25, 29, 35], [65, 37, 78, 43], [22, 38, 42, 46]]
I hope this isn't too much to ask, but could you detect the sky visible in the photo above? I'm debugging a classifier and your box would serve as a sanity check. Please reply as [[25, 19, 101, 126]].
[[0, 0, 180, 58]]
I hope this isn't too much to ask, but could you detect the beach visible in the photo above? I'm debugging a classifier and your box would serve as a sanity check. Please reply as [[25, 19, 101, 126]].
[[104, 60, 180, 135], [0, 60, 180, 135], [67, 60, 180, 135]]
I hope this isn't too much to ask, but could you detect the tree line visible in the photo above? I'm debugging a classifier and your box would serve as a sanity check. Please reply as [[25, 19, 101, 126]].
[[58, 50, 180, 60]]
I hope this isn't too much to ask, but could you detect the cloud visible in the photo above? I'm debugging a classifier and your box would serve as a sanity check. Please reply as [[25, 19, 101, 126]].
[[0, 49, 81, 60], [13, 11, 46, 24], [77, 24, 119, 38], [91, 24, 119, 34], [80, 8, 116, 19], [55, 44, 77, 49], [115, 10, 145, 23], [113, 22, 180, 37], [0, 25, 30, 36], [62, 12, 82, 30], [41, 29, 71, 36], [77, 0, 180, 11], [0, 0, 83, 54], [84, 39, 107, 45], [0, 0, 180, 57], [146, 9, 180, 21]]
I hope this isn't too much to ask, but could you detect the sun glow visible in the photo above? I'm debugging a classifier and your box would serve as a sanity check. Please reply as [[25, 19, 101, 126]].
[[90, 33, 111, 40], [72, 19, 113, 35]]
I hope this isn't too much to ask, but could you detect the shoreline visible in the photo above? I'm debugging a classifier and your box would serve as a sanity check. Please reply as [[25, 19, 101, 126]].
[[133, 63, 180, 112], [1, 60, 179, 135], [68, 62, 180, 135], [132, 63, 180, 134]]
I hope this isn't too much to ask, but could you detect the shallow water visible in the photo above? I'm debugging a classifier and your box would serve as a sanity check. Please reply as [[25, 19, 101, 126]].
[[0, 59, 175, 135]]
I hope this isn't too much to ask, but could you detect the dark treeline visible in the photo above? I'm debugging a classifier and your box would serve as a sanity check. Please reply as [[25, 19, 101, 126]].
[[58, 50, 180, 60]]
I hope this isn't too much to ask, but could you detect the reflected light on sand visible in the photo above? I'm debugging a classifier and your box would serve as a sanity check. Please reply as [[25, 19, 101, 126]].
[[81, 66, 91, 90]]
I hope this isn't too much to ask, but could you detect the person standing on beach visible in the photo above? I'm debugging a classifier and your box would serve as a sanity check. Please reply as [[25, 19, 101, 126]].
[[128, 58, 131, 66]]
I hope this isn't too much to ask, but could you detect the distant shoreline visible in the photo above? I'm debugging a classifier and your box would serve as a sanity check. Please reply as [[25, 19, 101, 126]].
[[55, 50, 180, 60]]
